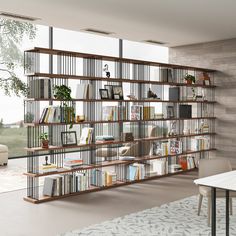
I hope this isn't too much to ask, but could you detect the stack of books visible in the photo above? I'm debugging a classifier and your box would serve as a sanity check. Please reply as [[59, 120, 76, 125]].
[[63, 159, 83, 169], [96, 135, 115, 143], [40, 163, 57, 173]]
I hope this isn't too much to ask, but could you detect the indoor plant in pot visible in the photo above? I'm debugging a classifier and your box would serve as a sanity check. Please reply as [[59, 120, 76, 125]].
[[184, 74, 196, 85], [39, 132, 49, 148]]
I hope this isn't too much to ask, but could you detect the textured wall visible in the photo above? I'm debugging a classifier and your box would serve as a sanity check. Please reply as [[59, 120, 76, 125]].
[[169, 38, 236, 166]]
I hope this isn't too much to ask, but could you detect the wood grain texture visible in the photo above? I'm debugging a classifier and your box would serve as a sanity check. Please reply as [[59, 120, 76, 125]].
[[169, 38, 236, 166]]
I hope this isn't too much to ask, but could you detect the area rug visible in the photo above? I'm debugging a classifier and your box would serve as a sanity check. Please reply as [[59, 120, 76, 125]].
[[59, 195, 236, 236]]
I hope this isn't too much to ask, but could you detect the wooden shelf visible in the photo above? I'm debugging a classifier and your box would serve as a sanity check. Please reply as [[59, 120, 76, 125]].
[[23, 168, 197, 203], [26, 72, 216, 88], [25, 47, 215, 72], [25, 97, 216, 103], [24, 117, 216, 127], [24, 132, 216, 153], [24, 148, 216, 177]]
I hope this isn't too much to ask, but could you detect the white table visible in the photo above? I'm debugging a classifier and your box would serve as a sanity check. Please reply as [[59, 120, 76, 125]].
[[194, 170, 236, 236]]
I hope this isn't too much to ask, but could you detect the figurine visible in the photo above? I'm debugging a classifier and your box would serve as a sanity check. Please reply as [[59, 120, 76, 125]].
[[103, 64, 110, 78], [43, 156, 49, 166], [127, 94, 137, 100], [147, 88, 158, 99]]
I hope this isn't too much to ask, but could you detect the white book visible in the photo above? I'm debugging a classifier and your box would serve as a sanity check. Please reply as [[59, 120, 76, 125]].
[[76, 84, 86, 99], [47, 106, 56, 123], [80, 127, 94, 144]]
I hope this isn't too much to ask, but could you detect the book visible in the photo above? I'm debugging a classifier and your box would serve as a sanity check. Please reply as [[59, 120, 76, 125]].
[[169, 140, 182, 154], [131, 105, 143, 120], [143, 106, 155, 120], [80, 127, 94, 144], [43, 177, 56, 196], [29, 78, 52, 99], [75, 84, 93, 99]]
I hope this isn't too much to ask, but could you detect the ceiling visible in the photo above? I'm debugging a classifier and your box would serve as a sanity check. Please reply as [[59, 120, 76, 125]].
[[1, 0, 236, 47]]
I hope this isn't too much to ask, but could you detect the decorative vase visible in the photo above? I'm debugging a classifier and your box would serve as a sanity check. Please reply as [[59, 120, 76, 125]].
[[42, 140, 49, 148]]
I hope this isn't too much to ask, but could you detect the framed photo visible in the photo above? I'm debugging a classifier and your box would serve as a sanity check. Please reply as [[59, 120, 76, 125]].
[[104, 85, 114, 99], [113, 94, 120, 100], [204, 79, 211, 86], [166, 106, 174, 118], [99, 89, 109, 99], [61, 131, 77, 147], [112, 85, 123, 100]]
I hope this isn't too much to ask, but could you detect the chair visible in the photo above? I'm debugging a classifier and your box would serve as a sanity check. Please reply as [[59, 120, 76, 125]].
[[198, 159, 236, 226], [0, 144, 8, 166]]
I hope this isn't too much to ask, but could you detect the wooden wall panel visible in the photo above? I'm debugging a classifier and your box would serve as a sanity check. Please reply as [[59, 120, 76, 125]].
[[169, 38, 236, 166]]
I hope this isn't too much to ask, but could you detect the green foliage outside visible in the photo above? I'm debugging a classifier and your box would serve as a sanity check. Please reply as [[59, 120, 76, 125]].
[[0, 127, 27, 157], [0, 18, 36, 96]]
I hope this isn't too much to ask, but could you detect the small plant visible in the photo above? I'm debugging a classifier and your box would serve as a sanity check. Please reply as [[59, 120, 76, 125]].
[[184, 74, 195, 84], [39, 132, 49, 148], [39, 132, 48, 141], [53, 85, 72, 100], [53, 85, 75, 129]]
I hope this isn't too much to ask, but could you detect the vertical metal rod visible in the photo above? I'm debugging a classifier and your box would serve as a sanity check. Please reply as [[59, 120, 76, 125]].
[[211, 187, 216, 236], [226, 190, 229, 236]]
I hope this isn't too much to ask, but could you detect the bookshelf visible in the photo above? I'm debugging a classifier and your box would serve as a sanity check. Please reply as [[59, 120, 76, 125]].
[[23, 47, 216, 203]]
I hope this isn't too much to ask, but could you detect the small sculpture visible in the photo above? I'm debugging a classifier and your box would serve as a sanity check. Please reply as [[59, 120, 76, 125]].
[[43, 156, 49, 166], [127, 94, 137, 100], [103, 64, 110, 78], [168, 121, 177, 136], [147, 88, 157, 99]]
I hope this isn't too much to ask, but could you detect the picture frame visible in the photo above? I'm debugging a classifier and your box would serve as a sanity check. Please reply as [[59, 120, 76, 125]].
[[113, 94, 120, 100], [166, 105, 174, 118], [104, 85, 114, 99], [99, 89, 109, 99], [112, 85, 123, 100], [204, 79, 211, 86], [61, 131, 77, 147]]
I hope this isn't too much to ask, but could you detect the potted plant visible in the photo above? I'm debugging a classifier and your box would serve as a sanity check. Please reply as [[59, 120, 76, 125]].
[[53, 85, 75, 129], [184, 74, 196, 85], [39, 132, 49, 148]]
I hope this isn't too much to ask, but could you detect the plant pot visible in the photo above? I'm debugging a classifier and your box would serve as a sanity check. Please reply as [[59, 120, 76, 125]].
[[186, 80, 192, 85], [41, 140, 49, 149]]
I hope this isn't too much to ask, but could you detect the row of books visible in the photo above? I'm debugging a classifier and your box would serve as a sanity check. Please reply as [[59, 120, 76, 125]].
[[91, 169, 117, 187], [191, 137, 210, 151], [127, 163, 146, 181], [153, 140, 183, 156], [29, 78, 53, 99], [39, 105, 75, 123], [102, 106, 127, 121], [131, 105, 155, 120], [43, 172, 90, 197]]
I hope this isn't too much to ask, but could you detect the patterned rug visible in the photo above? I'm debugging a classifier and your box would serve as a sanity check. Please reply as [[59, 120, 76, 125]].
[[59, 195, 236, 236]]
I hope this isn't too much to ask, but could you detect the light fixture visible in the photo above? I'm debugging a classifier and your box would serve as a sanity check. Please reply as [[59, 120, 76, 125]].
[[82, 28, 114, 36], [144, 40, 166, 45], [0, 11, 40, 21]]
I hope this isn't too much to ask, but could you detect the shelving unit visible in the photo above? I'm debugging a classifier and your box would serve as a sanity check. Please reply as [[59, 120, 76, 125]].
[[23, 47, 216, 203]]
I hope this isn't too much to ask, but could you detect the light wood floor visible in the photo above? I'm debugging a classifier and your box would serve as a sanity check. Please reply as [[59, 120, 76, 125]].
[[0, 170, 199, 236]]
